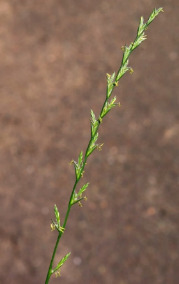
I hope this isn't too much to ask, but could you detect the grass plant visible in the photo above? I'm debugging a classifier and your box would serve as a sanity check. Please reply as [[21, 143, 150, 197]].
[[45, 8, 163, 283]]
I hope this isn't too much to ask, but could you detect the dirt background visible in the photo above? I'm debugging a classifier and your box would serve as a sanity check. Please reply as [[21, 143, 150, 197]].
[[0, 0, 178, 283]]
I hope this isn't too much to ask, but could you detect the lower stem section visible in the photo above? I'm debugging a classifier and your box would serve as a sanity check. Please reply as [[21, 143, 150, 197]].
[[45, 204, 72, 284], [45, 232, 61, 284]]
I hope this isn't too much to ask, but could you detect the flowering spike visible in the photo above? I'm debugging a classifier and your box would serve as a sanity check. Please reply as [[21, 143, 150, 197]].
[[45, 8, 163, 282]]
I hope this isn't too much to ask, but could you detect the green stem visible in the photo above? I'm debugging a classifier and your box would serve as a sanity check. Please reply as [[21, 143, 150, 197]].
[[45, 206, 71, 283], [45, 233, 61, 283], [45, 179, 79, 283]]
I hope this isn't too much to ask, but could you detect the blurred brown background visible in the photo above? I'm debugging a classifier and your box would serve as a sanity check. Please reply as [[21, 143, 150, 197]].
[[0, 1, 178, 283]]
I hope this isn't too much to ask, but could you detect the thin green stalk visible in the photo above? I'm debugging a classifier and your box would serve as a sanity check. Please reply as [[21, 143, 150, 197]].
[[45, 233, 61, 283], [45, 7, 163, 283]]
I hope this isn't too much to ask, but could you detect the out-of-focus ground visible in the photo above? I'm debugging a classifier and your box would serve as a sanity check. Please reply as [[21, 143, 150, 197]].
[[0, 1, 178, 283]]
